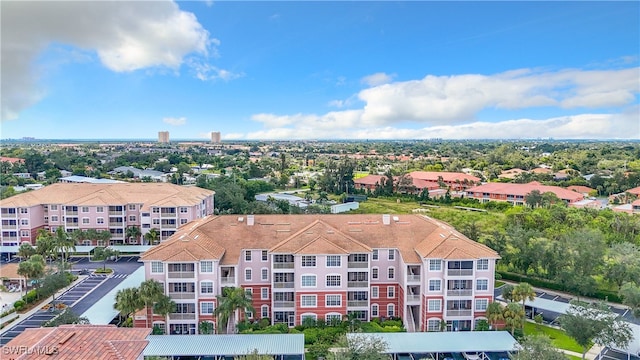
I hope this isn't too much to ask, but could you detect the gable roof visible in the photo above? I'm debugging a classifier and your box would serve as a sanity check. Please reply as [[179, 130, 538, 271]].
[[141, 214, 499, 265], [466, 181, 584, 202], [408, 171, 480, 183]]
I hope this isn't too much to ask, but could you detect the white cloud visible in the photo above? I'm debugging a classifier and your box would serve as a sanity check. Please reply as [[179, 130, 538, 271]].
[[189, 59, 244, 81], [361, 72, 395, 86], [1, 1, 213, 120], [163, 117, 187, 126]]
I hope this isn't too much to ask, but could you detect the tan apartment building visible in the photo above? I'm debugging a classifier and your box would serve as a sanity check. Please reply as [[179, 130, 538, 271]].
[[158, 131, 170, 143]]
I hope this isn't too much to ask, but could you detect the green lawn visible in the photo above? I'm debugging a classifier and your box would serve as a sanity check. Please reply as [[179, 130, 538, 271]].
[[495, 280, 505, 287], [351, 197, 423, 214], [564, 355, 582, 360], [524, 322, 586, 354]]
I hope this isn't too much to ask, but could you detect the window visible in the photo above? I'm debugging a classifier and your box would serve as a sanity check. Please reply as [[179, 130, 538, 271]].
[[82, 218, 90, 224], [477, 259, 489, 271], [21, 231, 30, 237], [245, 288, 253, 296], [428, 299, 441, 312], [262, 250, 268, 261], [427, 319, 441, 332], [301, 255, 316, 267], [180, 207, 188, 213], [245, 250, 252, 262], [372, 249, 378, 260], [326, 314, 342, 323], [129, 216, 136, 222], [129, 204, 136, 211], [152, 207, 159, 213], [180, 218, 188, 225], [387, 286, 395, 298], [200, 302, 214, 315], [151, 262, 164, 273], [387, 304, 395, 317], [476, 279, 488, 291], [371, 286, 379, 299], [301, 295, 317, 307], [96, 217, 104, 224], [387, 267, 395, 280], [81, 206, 89, 213], [261, 305, 269, 318], [301, 275, 316, 287], [429, 259, 442, 271], [372, 268, 379, 280], [201, 281, 213, 294], [371, 304, 379, 317], [261, 268, 268, 281], [20, 208, 28, 214], [475, 299, 488, 311], [301, 314, 317, 323], [200, 261, 213, 273], [152, 219, 160, 225], [50, 205, 58, 211], [326, 255, 341, 267], [246, 310, 253, 319], [261, 287, 269, 300], [326, 295, 341, 307], [20, 219, 29, 225], [51, 216, 59, 222], [96, 206, 103, 213], [326, 275, 341, 287], [429, 279, 441, 292], [388, 249, 395, 260], [245, 268, 252, 281]]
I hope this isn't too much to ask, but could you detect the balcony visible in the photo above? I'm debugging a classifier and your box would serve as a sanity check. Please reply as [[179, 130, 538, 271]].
[[347, 262, 368, 269], [221, 276, 236, 285], [65, 211, 78, 216], [446, 309, 472, 317], [169, 292, 196, 300], [447, 269, 474, 276], [347, 281, 368, 288], [161, 223, 177, 229], [447, 289, 473, 297], [347, 300, 368, 307], [168, 313, 196, 320], [273, 282, 294, 289], [109, 222, 124, 227], [273, 301, 295, 308], [168, 271, 195, 279], [407, 274, 421, 282], [1, 212, 17, 218], [161, 212, 177, 218], [2, 224, 17, 230], [407, 294, 421, 302], [109, 210, 123, 216], [273, 262, 294, 269], [2, 237, 18, 242]]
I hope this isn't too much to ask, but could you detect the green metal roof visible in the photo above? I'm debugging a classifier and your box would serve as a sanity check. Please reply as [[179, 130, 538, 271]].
[[143, 334, 305, 356], [346, 331, 519, 353], [107, 245, 152, 253]]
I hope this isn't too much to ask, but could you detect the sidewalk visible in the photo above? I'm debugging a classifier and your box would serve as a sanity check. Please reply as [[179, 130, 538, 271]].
[[0, 275, 86, 336]]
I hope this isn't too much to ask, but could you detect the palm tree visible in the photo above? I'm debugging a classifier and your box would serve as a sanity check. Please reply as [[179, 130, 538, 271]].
[[70, 229, 87, 245], [152, 295, 176, 334], [144, 228, 160, 245], [125, 225, 142, 245], [17, 255, 45, 295], [114, 287, 144, 324], [512, 282, 536, 323], [17, 243, 36, 260], [486, 301, 504, 330], [35, 231, 56, 266], [53, 227, 76, 271], [98, 230, 112, 246], [139, 280, 165, 328], [502, 302, 525, 336], [214, 287, 254, 334]]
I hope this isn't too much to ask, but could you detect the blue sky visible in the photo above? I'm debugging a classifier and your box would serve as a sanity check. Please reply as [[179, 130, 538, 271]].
[[1, 1, 638, 140]]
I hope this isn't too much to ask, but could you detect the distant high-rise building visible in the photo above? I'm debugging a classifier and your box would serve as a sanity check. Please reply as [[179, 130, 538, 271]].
[[158, 131, 170, 143], [211, 131, 221, 143]]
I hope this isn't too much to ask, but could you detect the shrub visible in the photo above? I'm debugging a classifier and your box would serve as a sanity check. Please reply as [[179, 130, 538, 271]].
[[13, 300, 25, 311], [24, 290, 38, 304], [94, 268, 113, 274]]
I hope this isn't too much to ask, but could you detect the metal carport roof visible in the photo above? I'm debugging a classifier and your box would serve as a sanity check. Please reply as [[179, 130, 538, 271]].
[[497, 295, 572, 315], [346, 331, 519, 353], [108, 245, 152, 253], [80, 267, 145, 324], [71, 245, 96, 253], [143, 334, 305, 357]]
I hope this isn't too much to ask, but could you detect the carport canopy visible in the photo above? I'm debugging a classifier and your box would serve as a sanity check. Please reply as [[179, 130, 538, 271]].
[[497, 295, 571, 315], [0, 245, 20, 253], [346, 331, 519, 354], [107, 245, 152, 254], [71, 245, 96, 254], [81, 267, 145, 324]]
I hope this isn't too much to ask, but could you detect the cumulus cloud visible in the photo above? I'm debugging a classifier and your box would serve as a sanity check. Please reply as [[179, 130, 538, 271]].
[[361, 72, 395, 86], [188, 59, 244, 81], [163, 117, 187, 126], [1, 1, 219, 120]]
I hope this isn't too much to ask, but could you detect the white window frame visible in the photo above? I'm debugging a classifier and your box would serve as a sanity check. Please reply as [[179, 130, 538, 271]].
[[20, 219, 29, 226], [261, 287, 269, 300], [475, 299, 488, 311], [429, 279, 441, 292], [81, 206, 89, 213], [371, 286, 379, 299], [387, 267, 395, 280], [301, 255, 316, 267], [326, 255, 341, 267], [325, 313, 341, 323], [427, 319, 441, 332], [429, 259, 442, 271], [151, 261, 164, 274], [180, 207, 188, 213], [477, 259, 489, 271], [50, 205, 58, 211], [371, 304, 379, 317], [388, 249, 395, 261], [245, 268, 252, 281], [200, 261, 213, 273], [261, 250, 268, 262], [200, 281, 214, 295], [129, 204, 137, 211], [82, 217, 90, 224], [301, 274, 316, 288], [372, 249, 378, 261], [325, 294, 341, 307], [428, 299, 441, 312], [301, 295, 317, 308], [326, 275, 341, 287], [261, 305, 269, 318], [387, 304, 395, 317], [245, 250, 252, 262], [261, 268, 268, 281], [96, 206, 103, 213], [51, 215, 59, 222], [200, 302, 214, 315], [387, 286, 395, 298], [476, 279, 489, 291], [372, 267, 379, 280]]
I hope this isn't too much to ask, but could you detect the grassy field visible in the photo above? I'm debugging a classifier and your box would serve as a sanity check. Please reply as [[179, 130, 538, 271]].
[[524, 322, 586, 354], [350, 197, 424, 214]]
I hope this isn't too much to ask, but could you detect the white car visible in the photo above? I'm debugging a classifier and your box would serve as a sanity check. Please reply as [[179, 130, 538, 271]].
[[463, 352, 481, 360]]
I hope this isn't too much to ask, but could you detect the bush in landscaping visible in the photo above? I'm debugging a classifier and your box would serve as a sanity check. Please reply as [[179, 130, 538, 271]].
[[13, 300, 25, 311], [94, 268, 113, 274], [307, 341, 331, 360], [24, 290, 38, 304]]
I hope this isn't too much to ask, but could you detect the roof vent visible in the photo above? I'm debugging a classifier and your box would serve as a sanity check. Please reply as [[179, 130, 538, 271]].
[[247, 215, 254, 226], [238, 217, 244, 222], [393, 216, 399, 222], [382, 214, 391, 225]]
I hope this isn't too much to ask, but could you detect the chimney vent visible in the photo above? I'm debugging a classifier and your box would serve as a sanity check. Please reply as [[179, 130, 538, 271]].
[[247, 215, 254, 226], [382, 214, 391, 225]]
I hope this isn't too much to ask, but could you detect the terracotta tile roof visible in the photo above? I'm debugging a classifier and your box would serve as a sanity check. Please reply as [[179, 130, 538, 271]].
[[530, 167, 552, 174], [0, 157, 25, 164], [627, 186, 640, 196], [566, 185, 595, 194], [141, 214, 499, 265], [0, 263, 54, 280], [466, 181, 584, 203], [0, 325, 150, 360], [354, 175, 384, 186], [354, 175, 439, 190], [0, 183, 213, 210], [408, 171, 480, 183]]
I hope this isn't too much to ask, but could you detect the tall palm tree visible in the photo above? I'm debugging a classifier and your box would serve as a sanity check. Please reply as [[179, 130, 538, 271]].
[[114, 287, 144, 324], [36, 231, 56, 265], [139, 280, 165, 328], [486, 301, 504, 331], [502, 302, 525, 336], [512, 282, 536, 323], [17, 243, 36, 260], [53, 227, 76, 271], [144, 228, 160, 245], [98, 230, 113, 246], [126, 226, 142, 244], [17, 255, 45, 295], [214, 287, 254, 334], [70, 229, 87, 245], [152, 295, 176, 334]]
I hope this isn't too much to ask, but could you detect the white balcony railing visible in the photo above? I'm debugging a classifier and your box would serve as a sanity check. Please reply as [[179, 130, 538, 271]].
[[168, 313, 196, 320], [220, 276, 236, 285], [273, 301, 295, 308], [407, 274, 421, 282], [447, 269, 474, 276], [273, 263, 294, 269], [446, 309, 472, 317], [169, 292, 196, 300], [347, 262, 368, 269], [347, 300, 368, 307], [347, 281, 368, 288], [273, 282, 294, 289], [447, 289, 473, 297], [167, 271, 195, 279], [407, 295, 421, 302]]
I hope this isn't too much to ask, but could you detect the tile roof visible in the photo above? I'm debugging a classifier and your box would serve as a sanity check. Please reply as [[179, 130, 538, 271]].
[[0, 325, 151, 360], [465, 181, 584, 202], [0, 263, 54, 280], [0, 183, 214, 211], [627, 186, 640, 196], [566, 185, 595, 194], [408, 171, 480, 183], [354, 175, 439, 190], [141, 214, 499, 265]]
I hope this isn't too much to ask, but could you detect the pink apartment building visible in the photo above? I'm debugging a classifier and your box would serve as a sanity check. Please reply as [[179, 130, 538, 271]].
[[0, 183, 214, 246], [138, 214, 499, 334]]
